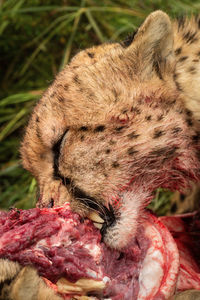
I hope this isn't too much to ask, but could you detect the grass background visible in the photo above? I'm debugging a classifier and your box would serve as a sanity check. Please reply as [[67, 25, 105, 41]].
[[1, 0, 199, 212]]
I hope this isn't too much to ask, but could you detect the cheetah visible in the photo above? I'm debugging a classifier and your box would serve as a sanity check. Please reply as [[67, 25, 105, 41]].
[[21, 10, 200, 250]]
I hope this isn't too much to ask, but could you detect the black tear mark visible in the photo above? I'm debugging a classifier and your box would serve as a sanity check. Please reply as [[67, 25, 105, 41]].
[[53, 128, 69, 180]]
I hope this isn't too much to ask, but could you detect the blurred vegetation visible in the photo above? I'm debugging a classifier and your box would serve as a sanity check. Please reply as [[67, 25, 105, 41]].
[[0, 0, 199, 211]]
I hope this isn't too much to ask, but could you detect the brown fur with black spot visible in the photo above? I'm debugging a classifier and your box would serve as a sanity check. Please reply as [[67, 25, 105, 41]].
[[21, 11, 200, 249]]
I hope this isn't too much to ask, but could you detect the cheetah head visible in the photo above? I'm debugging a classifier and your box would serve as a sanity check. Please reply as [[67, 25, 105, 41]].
[[53, 11, 200, 249]]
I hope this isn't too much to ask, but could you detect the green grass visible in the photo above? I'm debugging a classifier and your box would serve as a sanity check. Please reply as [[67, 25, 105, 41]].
[[0, 0, 199, 211]]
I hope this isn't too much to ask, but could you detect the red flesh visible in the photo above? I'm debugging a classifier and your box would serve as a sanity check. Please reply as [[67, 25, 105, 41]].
[[0, 205, 147, 299], [159, 213, 200, 292], [0, 204, 182, 299]]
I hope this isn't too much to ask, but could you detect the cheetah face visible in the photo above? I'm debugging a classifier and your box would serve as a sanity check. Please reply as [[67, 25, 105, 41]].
[[55, 11, 200, 249]]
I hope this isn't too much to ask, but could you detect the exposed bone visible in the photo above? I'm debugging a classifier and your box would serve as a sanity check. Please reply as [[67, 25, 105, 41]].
[[57, 277, 105, 295]]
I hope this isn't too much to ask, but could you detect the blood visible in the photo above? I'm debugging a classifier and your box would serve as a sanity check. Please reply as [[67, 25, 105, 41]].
[[159, 212, 200, 292], [0, 204, 148, 299], [0, 205, 199, 299]]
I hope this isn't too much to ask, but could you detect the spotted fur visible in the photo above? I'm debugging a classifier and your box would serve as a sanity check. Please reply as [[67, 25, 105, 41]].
[[20, 11, 200, 250]]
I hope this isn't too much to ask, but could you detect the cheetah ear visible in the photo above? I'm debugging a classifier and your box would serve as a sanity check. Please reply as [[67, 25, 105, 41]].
[[127, 11, 175, 79]]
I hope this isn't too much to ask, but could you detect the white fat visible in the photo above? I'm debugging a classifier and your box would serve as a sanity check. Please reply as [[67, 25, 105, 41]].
[[103, 276, 110, 284], [49, 220, 74, 247], [138, 225, 164, 299], [84, 243, 102, 261], [86, 269, 98, 279], [35, 238, 47, 248]]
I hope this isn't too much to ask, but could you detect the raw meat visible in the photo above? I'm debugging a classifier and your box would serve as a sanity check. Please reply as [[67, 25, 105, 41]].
[[159, 212, 200, 292], [0, 204, 180, 299]]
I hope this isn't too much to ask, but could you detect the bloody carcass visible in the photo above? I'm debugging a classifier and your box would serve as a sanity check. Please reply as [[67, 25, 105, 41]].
[[0, 204, 199, 299]]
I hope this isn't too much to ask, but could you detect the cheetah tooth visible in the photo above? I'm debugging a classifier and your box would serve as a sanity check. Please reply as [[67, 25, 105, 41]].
[[93, 222, 103, 229], [88, 212, 104, 223]]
